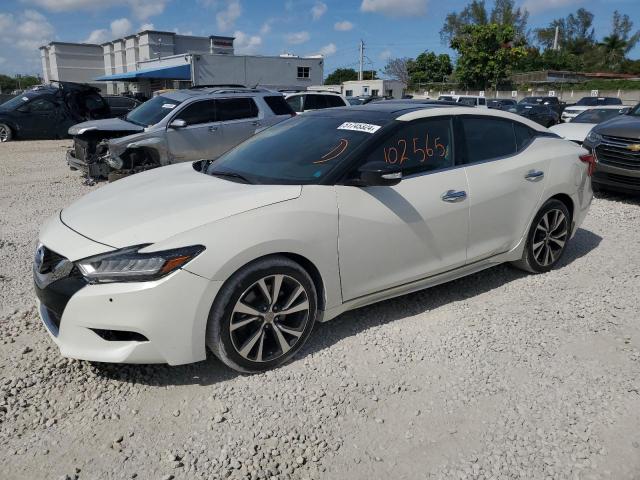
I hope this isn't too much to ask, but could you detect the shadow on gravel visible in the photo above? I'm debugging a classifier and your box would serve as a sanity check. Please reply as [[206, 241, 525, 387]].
[[595, 190, 640, 206], [91, 228, 601, 387]]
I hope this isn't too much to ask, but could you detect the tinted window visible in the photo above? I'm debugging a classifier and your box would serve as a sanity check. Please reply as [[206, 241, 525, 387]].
[[604, 97, 622, 105], [461, 117, 517, 163], [107, 96, 132, 108], [84, 93, 107, 112], [263, 95, 294, 116], [1, 95, 31, 110], [304, 94, 327, 110], [514, 123, 535, 150], [216, 98, 258, 121], [207, 116, 385, 184], [325, 95, 345, 108], [458, 97, 477, 106], [29, 98, 56, 112], [286, 95, 304, 112], [364, 118, 453, 176], [125, 95, 181, 127], [573, 108, 624, 124], [176, 100, 216, 125]]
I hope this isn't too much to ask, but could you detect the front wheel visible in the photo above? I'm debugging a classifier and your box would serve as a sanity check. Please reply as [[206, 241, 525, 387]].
[[206, 255, 318, 373], [0, 123, 13, 142], [512, 199, 571, 273]]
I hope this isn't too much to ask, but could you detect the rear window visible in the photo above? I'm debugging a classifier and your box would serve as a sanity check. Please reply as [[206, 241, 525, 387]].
[[304, 94, 327, 110], [216, 98, 258, 121], [263, 95, 295, 116]]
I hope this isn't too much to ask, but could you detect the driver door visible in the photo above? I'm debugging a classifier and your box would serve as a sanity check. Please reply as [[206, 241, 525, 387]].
[[17, 97, 59, 139], [335, 116, 469, 301], [166, 99, 224, 162]]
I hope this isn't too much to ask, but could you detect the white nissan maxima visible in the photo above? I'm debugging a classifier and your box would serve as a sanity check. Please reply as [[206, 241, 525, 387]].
[[34, 105, 594, 373]]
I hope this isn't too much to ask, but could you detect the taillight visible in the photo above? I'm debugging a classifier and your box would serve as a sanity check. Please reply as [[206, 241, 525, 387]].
[[579, 153, 596, 176]]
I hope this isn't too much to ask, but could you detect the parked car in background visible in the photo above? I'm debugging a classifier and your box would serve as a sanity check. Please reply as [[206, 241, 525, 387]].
[[583, 103, 640, 193], [455, 96, 488, 107], [284, 91, 349, 113], [488, 99, 517, 110], [508, 103, 559, 127], [347, 96, 384, 106], [0, 81, 110, 142], [550, 106, 631, 144], [519, 96, 566, 116], [561, 96, 623, 122], [34, 104, 593, 372], [103, 95, 142, 118], [67, 87, 295, 180]]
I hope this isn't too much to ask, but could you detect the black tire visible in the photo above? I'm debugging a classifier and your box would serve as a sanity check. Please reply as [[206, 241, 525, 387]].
[[206, 255, 318, 373], [512, 199, 572, 274], [0, 123, 13, 142]]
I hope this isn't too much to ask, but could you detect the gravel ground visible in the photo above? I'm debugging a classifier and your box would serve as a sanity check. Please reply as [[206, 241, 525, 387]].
[[1, 140, 639, 480]]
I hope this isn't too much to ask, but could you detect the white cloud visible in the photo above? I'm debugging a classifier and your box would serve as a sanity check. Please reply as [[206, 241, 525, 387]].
[[25, 0, 168, 20], [334, 20, 353, 31], [216, 0, 241, 32], [139, 22, 154, 31], [317, 43, 336, 56], [110, 17, 133, 37], [0, 9, 54, 73], [360, 0, 428, 17], [311, 1, 327, 20], [520, 0, 580, 14], [233, 30, 262, 54], [379, 48, 392, 60], [285, 31, 310, 45], [84, 29, 109, 43], [259, 21, 272, 35]]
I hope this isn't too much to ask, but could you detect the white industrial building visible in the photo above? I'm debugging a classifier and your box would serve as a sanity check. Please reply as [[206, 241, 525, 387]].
[[310, 79, 407, 99], [41, 30, 324, 96]]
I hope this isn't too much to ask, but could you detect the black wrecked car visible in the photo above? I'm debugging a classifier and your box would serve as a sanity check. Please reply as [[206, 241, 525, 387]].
[[507, 103, 559, 127], [583, 102, 640, 194], [0, 82, 111, 142]]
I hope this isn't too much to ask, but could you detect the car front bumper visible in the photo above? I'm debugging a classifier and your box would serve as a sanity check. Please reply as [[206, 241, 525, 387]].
[[34, 216, 222, 365], [66, 148, 111, 179]]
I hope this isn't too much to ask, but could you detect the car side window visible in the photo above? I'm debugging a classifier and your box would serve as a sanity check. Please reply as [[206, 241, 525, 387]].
[[286, 95, 304, 113], [363, 117, 454, 176], [216, 98, 258, 121], [325, 95, 345, 108], [304, 94, 326, 110], [29, 98, 56, 112], [176, 100, 216, 125], [460, 117, 517, 164], [513, 123, 535, 151]]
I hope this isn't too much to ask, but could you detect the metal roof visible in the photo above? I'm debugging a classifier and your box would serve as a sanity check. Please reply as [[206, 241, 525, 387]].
[[95, 64, 191, 82]]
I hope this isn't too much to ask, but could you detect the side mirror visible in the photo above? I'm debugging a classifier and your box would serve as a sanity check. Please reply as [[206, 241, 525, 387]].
[[169, 119, 187, 129], [357, 161, 402, 186]]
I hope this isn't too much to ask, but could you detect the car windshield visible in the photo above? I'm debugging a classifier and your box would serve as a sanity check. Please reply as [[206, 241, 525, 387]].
[[628, 104, 640, 116], [125, 95, 181, 127], [573, 108, 625, 124], [1, 94, 32, 110], [205, 115, 383, 184]]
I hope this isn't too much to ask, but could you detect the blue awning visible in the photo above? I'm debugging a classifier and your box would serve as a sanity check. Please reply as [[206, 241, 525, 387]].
[[95, 63, 191, 81]]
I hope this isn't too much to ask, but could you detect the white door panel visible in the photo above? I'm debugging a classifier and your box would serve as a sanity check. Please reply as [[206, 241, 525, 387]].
[[336, 169, 469, 301], [465, 145, 550, 263]]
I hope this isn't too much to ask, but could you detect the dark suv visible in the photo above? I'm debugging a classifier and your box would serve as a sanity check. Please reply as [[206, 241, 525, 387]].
[[583, 103, 640, 193]]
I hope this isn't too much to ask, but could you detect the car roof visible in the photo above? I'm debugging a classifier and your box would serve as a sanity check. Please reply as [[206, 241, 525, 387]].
[[159, 87, 279, 102]]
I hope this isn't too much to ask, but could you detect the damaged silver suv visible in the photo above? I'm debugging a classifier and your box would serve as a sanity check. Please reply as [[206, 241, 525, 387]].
[[67, 87, 295, 180]]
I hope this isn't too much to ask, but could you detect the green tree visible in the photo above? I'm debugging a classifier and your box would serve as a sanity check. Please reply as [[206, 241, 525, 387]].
[[535, 8, 595, 55], [598, 11, 640, 71], [324, 68, 376, 84], [450, 23, 527, 89], [406, 52, 453, 85]]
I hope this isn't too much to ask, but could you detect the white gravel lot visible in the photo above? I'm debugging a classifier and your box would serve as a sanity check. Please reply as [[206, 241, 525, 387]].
[[1, 140, 639, 480]]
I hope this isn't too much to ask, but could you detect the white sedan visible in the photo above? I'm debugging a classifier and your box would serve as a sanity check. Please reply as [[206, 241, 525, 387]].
[[34, 105, 594, 372], [550, 106, 631, 144]]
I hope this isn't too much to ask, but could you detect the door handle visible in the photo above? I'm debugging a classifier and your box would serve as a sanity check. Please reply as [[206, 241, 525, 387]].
[[441, 190, 467, 202], [525, 170, 544, 181], [208, 126, 218, 132]]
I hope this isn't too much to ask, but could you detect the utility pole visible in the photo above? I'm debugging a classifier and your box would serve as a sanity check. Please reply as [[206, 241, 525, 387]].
[[358, 40, 364, 81], [552, 26, 559, 51]]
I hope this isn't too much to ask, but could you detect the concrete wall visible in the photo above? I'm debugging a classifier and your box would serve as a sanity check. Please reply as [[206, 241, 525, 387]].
[[39, 42, 105, 90], [191, 54, 323, 89], [174, 35, 210, 55]]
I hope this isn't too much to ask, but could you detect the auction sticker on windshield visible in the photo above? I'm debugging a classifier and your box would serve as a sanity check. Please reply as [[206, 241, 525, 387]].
[[338, 122, 381, 134]]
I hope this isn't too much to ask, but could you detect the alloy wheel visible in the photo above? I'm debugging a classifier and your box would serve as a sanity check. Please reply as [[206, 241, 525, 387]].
[[532, 208, 568, 267], [0, 125, 9, 142], [229, 274, 310, 363]]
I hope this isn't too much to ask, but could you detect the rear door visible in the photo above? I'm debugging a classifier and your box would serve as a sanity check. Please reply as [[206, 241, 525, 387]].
[[459, 116, 549, 263], [215, 97, 261, 155], [166, 99, 222, 161]]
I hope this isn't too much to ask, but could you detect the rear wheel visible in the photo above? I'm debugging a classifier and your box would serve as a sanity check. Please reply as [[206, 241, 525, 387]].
[[512, 199, 571, 273], [0, 123, 13, 142], [206, 256, 317, 373]]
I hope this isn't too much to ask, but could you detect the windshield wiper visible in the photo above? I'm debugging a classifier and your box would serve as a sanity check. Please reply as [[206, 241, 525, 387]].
[[210, 170, 253, 184]]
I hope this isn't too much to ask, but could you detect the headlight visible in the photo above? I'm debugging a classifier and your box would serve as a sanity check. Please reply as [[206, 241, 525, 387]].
[[76, 244, 205, 283], [586, 131, 602, 144]]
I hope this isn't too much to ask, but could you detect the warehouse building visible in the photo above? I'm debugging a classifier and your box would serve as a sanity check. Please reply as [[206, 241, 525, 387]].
[[310, 79, 407, 99], [40, 30, 324, 96]]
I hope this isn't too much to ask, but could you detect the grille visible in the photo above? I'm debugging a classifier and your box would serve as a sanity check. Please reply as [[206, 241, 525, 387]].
[[595, 172, 640, 187], [596, 135, 640, 171], [73, 138, 93, 162]]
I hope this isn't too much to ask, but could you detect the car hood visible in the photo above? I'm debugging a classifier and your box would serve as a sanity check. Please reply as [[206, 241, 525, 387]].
[[60, 162, 302, 248], [548, 122, 594, 142], [592, 115, 640, 138], [68, 117, 145, 136]]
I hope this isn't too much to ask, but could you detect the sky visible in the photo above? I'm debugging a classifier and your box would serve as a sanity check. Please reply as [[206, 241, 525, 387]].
[[0, 0, 639, 77]]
